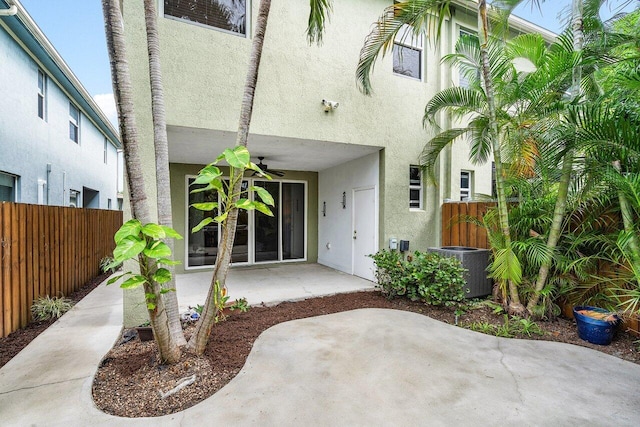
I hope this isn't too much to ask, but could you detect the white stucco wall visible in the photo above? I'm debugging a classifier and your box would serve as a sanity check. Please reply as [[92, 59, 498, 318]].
[[318, 152, 379, 274], [0, 26, 119, 208]]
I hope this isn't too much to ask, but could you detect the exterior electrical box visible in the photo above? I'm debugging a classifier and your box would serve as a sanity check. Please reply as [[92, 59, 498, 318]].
[[389, 238, 398, 250], [399, 240, 409, 252]]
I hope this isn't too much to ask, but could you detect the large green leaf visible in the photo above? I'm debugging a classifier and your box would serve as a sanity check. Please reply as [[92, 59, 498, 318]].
[[223, 146, 250, 168], [106, 273, 127, 286], [141, 223, 165, 239], [160, 226, 183, 240], [214, 212, 228, 223], [235, 198, 254, 210], [144, 241, 172, 259], [192, 165, 222, 185], [152, 268, 172, 284], [253, 201, 274, 216], [114, 219, 142, 244], [157, 258, 181, 266], [251, 186, 275, 206], [120, 275, 147, 289], [113, 235, 146, 262], [192, 217, 214, 233], [191, 202, 218, 212]]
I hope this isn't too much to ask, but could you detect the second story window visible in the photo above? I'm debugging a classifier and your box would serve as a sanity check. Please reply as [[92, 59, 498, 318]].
[[69, 103, 80, 143], [409, 165, 423, 209], [460, 170, 472, 201], [37, 69, 47, 120], [393, 23, 423, 80], [164, 0, 247, 36], [458, 29, 480, 89]]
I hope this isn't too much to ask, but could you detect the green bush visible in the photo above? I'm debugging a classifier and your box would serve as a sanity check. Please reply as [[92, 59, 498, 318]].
[[370, 250, 467, 307], [31, 295, 74, 321]]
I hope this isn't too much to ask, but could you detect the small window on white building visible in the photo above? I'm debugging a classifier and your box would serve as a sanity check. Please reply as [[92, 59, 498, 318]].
[[69, 103, 80, 143], [37, 69, 47, 120], [108, 198, 112, 209], [164, 0, 248, 36], [393, 21, 423, 80], [458, 29, 480, 89], [69, 189, 80, 207], [409, 165, 423, 209], [460, 171, 472, 201], [0, 171, 17, 202]]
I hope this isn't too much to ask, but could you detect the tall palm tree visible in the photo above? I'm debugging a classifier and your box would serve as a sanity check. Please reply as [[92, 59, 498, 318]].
[[143, 0, 186, 347], [102, 0, 181, 363], [356, 0, 526, 312], [188, 0, 274, 354]]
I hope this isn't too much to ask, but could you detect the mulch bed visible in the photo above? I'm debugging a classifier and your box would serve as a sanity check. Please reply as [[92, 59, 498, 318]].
[[0, 272, 110, 368], [91, 291, 640, 418]]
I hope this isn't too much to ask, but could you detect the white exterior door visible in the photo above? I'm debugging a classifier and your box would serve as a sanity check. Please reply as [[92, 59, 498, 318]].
[[352, 187, 376, 281]]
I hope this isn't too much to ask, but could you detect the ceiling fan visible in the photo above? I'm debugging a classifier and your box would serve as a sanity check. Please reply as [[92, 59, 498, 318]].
[[253, 156, 285, 177]]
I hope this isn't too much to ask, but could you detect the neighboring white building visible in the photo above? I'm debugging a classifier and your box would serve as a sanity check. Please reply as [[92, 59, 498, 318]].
[[0, 0, 121, 209], [121, 1, 554, 281]]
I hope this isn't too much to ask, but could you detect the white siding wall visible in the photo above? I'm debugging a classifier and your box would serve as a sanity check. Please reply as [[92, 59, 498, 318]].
[[0, 27, 119, 208]]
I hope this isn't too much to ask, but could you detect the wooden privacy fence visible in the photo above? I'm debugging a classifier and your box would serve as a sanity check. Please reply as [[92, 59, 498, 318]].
[[441, 202, 495, 249], [0, 202, 122, 337]]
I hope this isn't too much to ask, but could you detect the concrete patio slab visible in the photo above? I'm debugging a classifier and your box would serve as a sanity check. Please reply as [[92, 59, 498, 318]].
[[1, 265, 639, 426]]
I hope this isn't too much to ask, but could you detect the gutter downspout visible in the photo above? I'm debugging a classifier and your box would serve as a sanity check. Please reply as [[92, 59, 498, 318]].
[[0, 5, 17, 16]]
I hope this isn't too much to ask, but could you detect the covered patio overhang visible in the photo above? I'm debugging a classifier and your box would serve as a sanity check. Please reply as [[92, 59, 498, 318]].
[[167, 125, 382, 171]]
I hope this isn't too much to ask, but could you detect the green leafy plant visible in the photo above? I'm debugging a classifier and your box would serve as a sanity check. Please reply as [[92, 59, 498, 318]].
[[213, 280, 230, 323], [515, 317, 544, 337], [467, 321, 496, 335], [100, 256, 121, 274], [190, 146, 274, 234], [31, 296, 74, 321], [106, 219, 182, 310], [370, 250, 467, 307], [230, 297, 250, 312]]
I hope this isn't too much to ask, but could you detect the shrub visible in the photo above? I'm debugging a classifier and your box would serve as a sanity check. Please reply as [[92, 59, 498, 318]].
[[100, 256, 122, 274], [31, 296, 74, 321], [370, 250, 467, 307]]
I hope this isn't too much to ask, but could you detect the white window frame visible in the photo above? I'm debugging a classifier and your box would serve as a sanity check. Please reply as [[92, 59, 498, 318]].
[[37, 69, 47, 121], [184, 175, 308, 270], [0, 171, 18, 202], [460, 170, 472, 201], [458, 28, 480, 89], [393, 25, 424, 81], [160, 0, 251, 38], [409, 165, 423, 210], [69, 102, 80, 144]]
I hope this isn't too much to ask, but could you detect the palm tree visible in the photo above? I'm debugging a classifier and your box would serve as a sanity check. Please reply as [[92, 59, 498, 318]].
[[356, 0, 529, 312], [102, 0, 181, 363], [188, 0, 274, 354], [143, 0, 187, 347]]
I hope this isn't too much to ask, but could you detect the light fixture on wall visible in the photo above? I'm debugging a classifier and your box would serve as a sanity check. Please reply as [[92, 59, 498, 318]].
[[342, 192, 346, 209], [322, 99, 339, 112], [322, 201, 326, 217]]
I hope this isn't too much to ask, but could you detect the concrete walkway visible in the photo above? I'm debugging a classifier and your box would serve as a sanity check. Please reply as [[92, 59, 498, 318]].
[[1, 265, 639, 426]]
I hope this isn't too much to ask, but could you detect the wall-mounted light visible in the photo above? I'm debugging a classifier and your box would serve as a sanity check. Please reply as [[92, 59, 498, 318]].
[[322, 201, 326, 217], [342, 192, 346, 209], [322, 99, 339, 112]]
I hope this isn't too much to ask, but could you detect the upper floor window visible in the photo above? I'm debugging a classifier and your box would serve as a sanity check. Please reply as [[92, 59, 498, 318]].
[[69, 103, 80, 143], [393, 24, 423, 80], [37, 69, 47, 120], [409, 165, 423, 209], [164, 0, 248, 36], [458, 29, 480, 89], [0, 171, 17, 202], [460, 170, 472, 201]]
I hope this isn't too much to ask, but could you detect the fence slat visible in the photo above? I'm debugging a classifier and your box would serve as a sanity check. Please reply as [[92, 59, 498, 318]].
[[0, 202, 122, 337], [442, 202, 494, 249]]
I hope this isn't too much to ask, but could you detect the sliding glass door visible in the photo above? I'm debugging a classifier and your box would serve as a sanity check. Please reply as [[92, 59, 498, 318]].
[[186, 177, 306, 268]]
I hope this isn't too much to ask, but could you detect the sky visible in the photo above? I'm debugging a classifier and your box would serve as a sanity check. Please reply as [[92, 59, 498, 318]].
[[16, 0, 637, 128]]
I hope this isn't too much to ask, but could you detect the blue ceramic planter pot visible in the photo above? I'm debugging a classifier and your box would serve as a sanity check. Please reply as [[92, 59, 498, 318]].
[[573, 306, 620, 346]]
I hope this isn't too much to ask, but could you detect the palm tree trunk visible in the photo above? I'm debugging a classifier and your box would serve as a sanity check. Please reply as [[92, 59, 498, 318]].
[[527, 0, 583, 314], [143, 0, 186, 346], [478, 1, 524, 313], [103, 0, 181, 363], [188, 0, 272, 355]]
